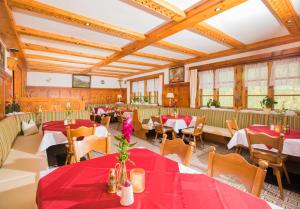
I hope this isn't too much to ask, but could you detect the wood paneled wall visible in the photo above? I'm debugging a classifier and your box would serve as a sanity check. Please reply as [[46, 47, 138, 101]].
[[163, 82, 190, 107], [26, 86, 127, 104], [0, 70, 12, 119]]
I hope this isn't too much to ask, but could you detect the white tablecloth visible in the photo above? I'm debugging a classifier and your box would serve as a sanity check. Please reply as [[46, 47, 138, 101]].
[[148, 116, 197, 133], [227, 129, 300, 157], [39, 125, 108, 152]]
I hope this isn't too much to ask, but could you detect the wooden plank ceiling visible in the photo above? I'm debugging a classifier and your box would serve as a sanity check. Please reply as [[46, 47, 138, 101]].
[[4, 0, 300, 78]]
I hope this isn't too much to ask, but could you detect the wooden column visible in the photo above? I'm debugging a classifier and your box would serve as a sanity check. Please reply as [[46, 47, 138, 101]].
[[234, 65, 245, 109]]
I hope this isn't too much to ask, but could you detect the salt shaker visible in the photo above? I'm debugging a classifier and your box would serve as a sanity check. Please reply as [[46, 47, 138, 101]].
[[107, 168, 117, 193], [120, 180, 134, 206]]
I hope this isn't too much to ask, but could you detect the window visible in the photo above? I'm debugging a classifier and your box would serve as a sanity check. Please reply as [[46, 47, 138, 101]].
[[147, 78, 159, 104], [244, 63, 268, 109], [215, 67, 234, 107], [198, 70, 214, 106], [132, 80, 144, 102], [271, 58, 300, 110]]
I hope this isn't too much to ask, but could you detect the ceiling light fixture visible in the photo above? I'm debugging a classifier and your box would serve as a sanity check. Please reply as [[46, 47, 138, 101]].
[[85, 22, 90, 26], [287, 19, 292, 24], [215, 7, 222, 12]]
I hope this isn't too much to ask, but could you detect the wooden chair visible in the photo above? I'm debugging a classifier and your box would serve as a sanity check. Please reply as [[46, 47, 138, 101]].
[[160, 134, 194, 166], [73, 134, 111, 162], [101, 115, 111, 129], [151, 116, 173, 141], [208, 146, 268, 197], [116, 110, 125, 130], [246, 129, 291, 199], [66, 125, 96, 164], [226, 119, 241, 153], [132, 108, 149, 140], [182, 116, 205, 149]]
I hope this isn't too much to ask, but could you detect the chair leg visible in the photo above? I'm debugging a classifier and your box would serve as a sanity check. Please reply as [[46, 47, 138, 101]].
[[274, 168, 284, 200], [282, 163, 291, 184], [182, 134, 185, 140], [199, 135, 204, 148], [86, 152, 92, 160], [155, 132, 158, 141], [65, 153, 70, 165]]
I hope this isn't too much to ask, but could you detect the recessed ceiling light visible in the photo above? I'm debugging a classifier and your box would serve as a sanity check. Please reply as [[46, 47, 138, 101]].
[[85, 22, 90, 26], [287, 19, 292, 24], [215, 7, 222, 12]]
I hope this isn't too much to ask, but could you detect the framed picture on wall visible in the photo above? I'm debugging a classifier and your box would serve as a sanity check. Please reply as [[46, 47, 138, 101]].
[[169, 65, 184, 83], [72, 74, 91, 88], [0, 41, 5, 70]]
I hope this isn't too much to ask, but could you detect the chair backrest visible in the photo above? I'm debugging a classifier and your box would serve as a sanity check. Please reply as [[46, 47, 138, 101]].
[[160, 134, 194, 166], [73, 134, 111, 162], [208, 146, 268, 197], [151, 116, 164, 132], [132, 108, 142, 129], [194, 116, 205, 135], [226, 119, 239, 137], [245, 128, 284, 163], [101, 116, 111, 129], [66, 125, 96, 146]]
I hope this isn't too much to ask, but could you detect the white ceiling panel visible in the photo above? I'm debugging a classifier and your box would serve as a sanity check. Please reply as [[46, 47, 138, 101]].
[[21, 35, 113, 57], [205, 0, 289, 44], [163, 0, 202, 10], [27, 58, 90, 68], [13, 9, 131, 47], [36, 0, 165, 33], [98, 67, 139, 72], [163, 30, 229, 53], [291, 0, 300, 15], [24, 50, 100, 63], [138, 46, 194, 60], [111, 62, 152, 70], [122, 55, 170, 65]]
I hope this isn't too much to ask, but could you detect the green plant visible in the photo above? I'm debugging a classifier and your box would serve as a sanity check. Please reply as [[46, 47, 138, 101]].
[[132, 96, 139, 103], [143, 96, 149, 103], [260, 96, 277, 109], [114, 135, 136, 164], [207, 99, 220, 108], [5, 100, 20, 114]]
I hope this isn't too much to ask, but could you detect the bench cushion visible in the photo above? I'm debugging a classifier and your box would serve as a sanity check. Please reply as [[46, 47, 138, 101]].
[[203, 125, 231, 138]]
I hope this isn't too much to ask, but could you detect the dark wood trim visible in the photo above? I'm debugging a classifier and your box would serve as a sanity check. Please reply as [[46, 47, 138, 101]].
[[189, 47, 300, 71]]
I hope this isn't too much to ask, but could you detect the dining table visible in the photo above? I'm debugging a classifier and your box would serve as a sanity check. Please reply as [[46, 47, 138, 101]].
[[227, 125, 300, 157], [36, 148, 281, 209], [38, 119, 108, 152], [148, 115, 197, 133]]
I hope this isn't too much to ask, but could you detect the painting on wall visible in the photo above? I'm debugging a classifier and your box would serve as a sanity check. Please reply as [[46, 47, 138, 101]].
[[0, 41, 5, 70], [72, 74, 91, 88], [169, 66, 184, 83]]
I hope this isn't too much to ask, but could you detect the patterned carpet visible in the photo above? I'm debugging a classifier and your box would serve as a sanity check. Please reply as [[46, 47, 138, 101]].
[[47, 123, 300, 209]]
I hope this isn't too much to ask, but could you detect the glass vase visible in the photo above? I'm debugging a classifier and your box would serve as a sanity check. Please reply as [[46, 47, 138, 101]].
[[116, 162, 128, 196]]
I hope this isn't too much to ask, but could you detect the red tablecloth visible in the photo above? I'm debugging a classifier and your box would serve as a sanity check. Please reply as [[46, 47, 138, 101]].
[[37, 148, 271, 209], [42, 119, 99, 136], [249, 125, 300, 139], [161, 115, 193, 126], [94, 106, 110, 113]]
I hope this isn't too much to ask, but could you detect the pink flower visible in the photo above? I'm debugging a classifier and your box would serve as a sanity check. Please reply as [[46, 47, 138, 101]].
[[122, 115, 133, 142]]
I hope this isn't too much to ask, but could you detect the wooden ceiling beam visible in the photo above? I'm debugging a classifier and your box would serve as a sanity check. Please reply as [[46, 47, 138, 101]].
[[29, 68, 121, 77], [154, 40, 206, 56], [89, 0, 246, 70], [16, 25, 121, 51], [262, 0, 300, 34], [9, 0, 145, 40], [28, 61, 86, 69], [106, 65, 150, 71], [17, 26, 177, 62], [92, 69, 130, 75], [191, 23, 245, 49], [117, 59, 163, 67], [0, 0, 27, 69], [122, 34, 300, 78], [26, 54, 95, 65], [129, 0, 186, 21], [22, 43, 105, 59]]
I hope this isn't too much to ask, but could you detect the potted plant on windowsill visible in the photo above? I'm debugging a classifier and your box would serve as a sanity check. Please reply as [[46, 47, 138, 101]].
[[260, 96, 277, 114], [207, 99, 220, 109], [143, 96, 149, 104], [132, 96, 139, 104]]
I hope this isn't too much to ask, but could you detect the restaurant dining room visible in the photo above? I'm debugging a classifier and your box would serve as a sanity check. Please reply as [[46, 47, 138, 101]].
[[1, 0, 300, 208]]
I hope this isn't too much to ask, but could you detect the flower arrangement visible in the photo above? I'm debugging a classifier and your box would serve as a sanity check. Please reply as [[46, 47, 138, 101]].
[[143, 96, 149, 103], [5, 97, 20, 114], [207, 99, 220, 108], [132, 96, 139, 104]]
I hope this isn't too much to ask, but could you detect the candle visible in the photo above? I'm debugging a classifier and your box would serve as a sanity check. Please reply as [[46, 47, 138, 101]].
[[130, 168, 145, 193]]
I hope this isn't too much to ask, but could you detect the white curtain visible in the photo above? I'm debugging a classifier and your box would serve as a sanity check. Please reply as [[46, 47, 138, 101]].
[[147, 79, 155, 92], [132, 81, 138, 93], [270, 57, 300, 86], [215, 67, 234, 88], [198, 70, 214, 89], [127, 81, 130, 104], [158, 75, 163, 105], [190, 69, 198, 108], [244, 62, 268, 87]]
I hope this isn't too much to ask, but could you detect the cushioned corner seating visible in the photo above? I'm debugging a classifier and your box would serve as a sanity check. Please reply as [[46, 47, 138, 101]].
[[0, 110, 90, 209]]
